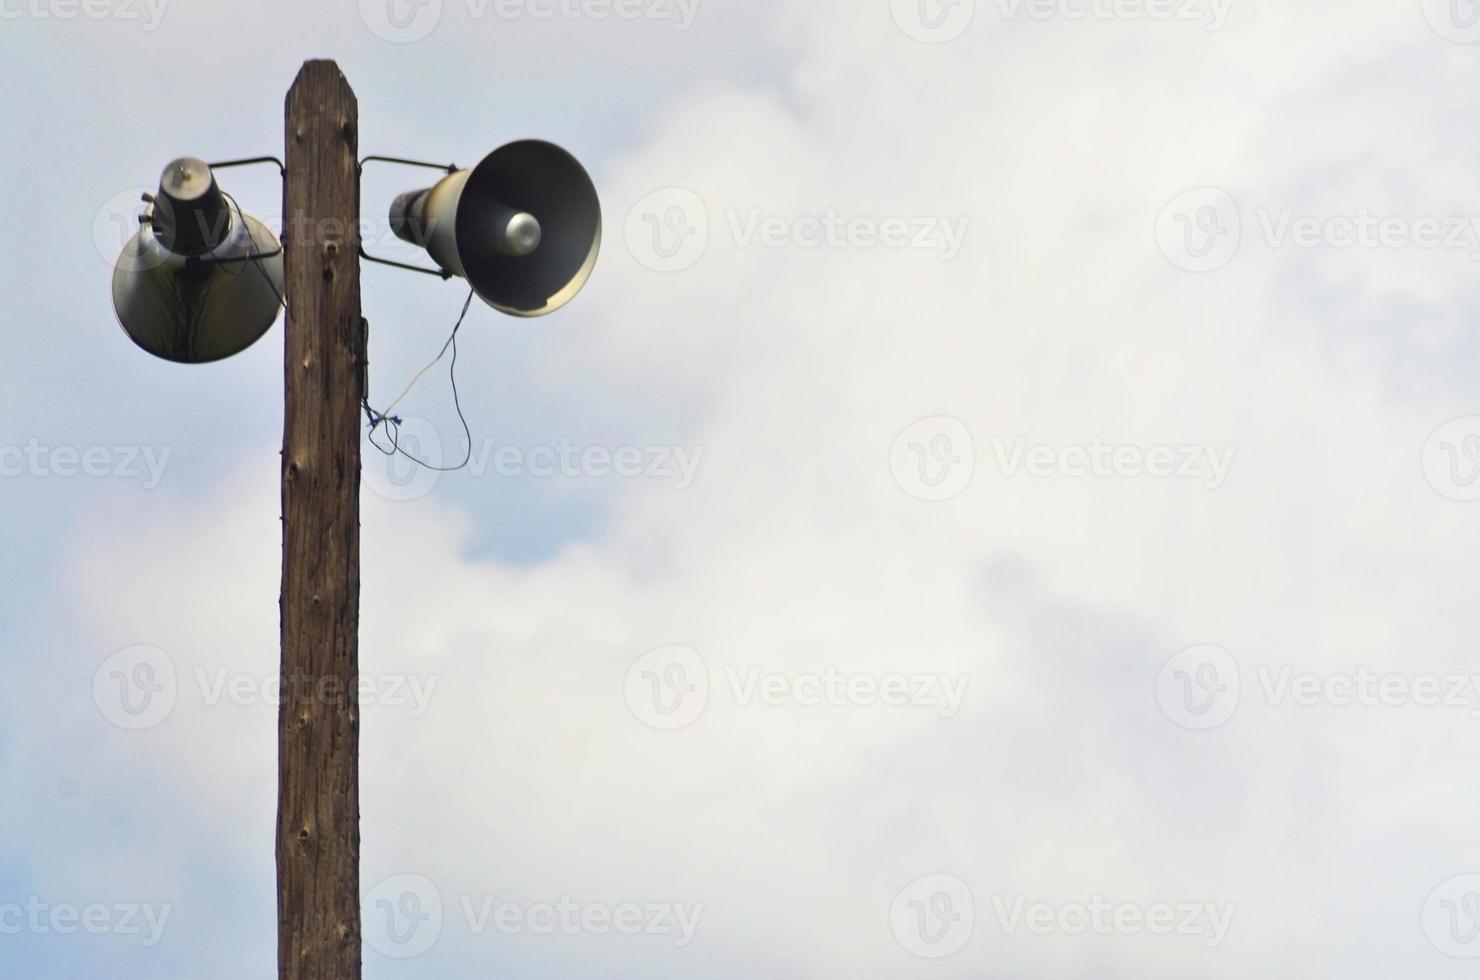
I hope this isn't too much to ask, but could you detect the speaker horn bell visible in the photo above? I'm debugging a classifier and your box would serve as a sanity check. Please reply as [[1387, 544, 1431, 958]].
[[111, 157, 285, 364], [389, 140, 601, 317]]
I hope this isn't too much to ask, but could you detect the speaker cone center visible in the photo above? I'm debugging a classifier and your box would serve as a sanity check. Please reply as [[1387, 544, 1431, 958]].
[[501, 210, 542, 256]]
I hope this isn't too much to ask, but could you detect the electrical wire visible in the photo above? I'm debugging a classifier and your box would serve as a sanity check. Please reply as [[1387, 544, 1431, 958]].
[[363, 288, 475, 473], [223, 191, 475, 475]]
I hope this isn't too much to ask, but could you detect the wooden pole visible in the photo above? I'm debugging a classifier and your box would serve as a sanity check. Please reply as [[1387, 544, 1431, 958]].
[[279, 60, 364, 980]]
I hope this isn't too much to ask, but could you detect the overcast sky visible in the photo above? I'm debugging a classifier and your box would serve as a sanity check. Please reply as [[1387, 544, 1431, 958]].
[[4, 0, 1480, 977]]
